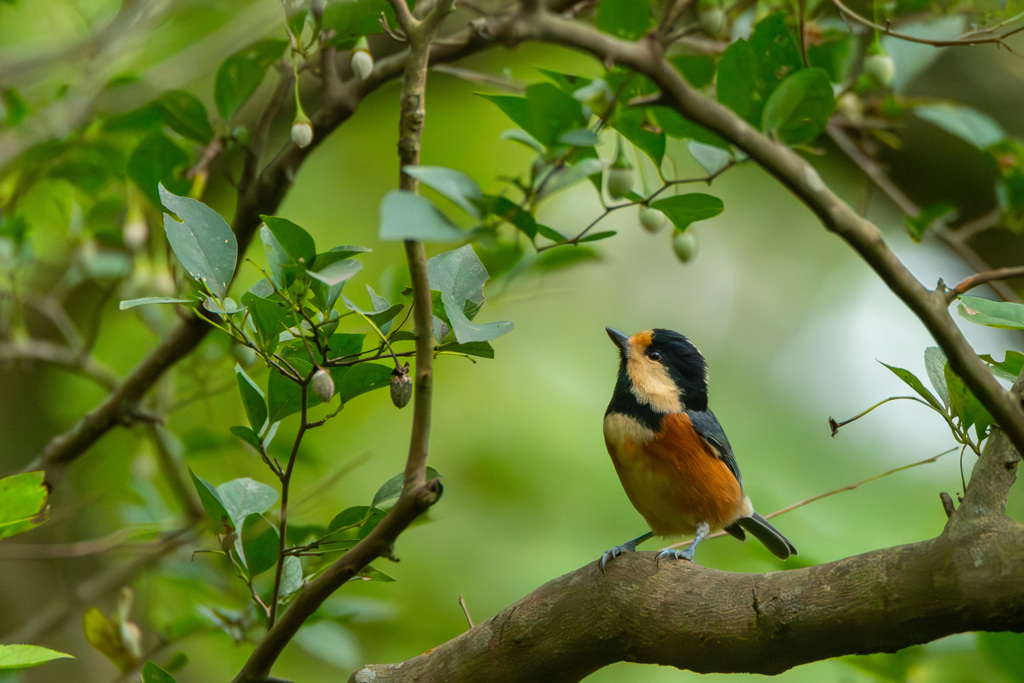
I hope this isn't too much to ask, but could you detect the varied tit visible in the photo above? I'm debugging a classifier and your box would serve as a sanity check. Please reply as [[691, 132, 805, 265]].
[[600, 327, 797, 570]]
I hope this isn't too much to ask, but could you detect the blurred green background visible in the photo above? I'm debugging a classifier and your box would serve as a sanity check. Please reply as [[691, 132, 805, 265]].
[[1, 1, 1023, 682]]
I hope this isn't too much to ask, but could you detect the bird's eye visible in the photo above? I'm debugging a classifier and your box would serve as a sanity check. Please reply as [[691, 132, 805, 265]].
[[648, 350, 662, 362]]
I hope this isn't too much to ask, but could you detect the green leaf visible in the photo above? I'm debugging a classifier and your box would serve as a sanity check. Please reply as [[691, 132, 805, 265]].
[[914, 103, 1005, 150], [958, 296, 1024, 330], [579, 230, 616, 243], [879, 361, 944, 412], [261, 216, 317, 268], [267, 358, 312, 422], [427, 245, 514, 343], [308, 259, 361, 286], [650, 194, 724, 232], [440, 340, 495, 358], [687, 141, 731, 176], [154, 90, 214, 144], [0, 471, 48, 540], [328, 505, 375, 532], [140, 660, 177, 683], [479, 83, 587, 148], [944, 363, 991, 437], [611, 107, 665, 166], [923, 347, 950, 408], [128, 131, 191, 207], [1, 88, 29, 126], [488, 196, 536, 239], [321, 0, 396, 40], [240, 291, 291, 354], [378, 190, 465, 242], [402, 166, 483, 219], [280, 556, 304, 596], [310, 259, 362, 311], [595, 0, 652, 40], [357, 508, 387, 539], [670, 55, 716, 89], [535, 158, 606, 201], [217, 478, 279, 527], [189, 469, 233, 533], [327, 332, 366, 360], [371, 467, 442, 508], [980, 351, 1024, 381], [118, 297, 194, 310], [160, 184, 237, 299], [235, 364, 267, 433], [229, 425, 263, 452], [649, 106, 729, 148], [717, 13, 802, 126], [358, 565, 395, 582], [334, 363, 392, 403], [0, 644, 74, 670], [239, 513, 279, 578], [761, 68, 834, 145], [203, 296, 243, 315], [214, 39, 288, 120], [905, 203, 956, 242]]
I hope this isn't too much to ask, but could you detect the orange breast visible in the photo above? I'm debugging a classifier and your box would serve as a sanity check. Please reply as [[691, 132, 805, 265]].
[[604, 412, 749, 537]]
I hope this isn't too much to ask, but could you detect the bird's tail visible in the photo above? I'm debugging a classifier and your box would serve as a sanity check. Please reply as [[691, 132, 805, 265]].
[[734, 512, 797, 560]]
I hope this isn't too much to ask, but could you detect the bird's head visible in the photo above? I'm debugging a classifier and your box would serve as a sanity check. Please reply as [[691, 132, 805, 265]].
[[606, 327, 709, 413]]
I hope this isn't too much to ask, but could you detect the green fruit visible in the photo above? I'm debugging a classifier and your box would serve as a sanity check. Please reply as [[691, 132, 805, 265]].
[[863, 52, 895, 87], [639, 206, 667, 233], [672, 231, 698, 262], [698, 6, 727, 39], [606, 166, 634, 199]]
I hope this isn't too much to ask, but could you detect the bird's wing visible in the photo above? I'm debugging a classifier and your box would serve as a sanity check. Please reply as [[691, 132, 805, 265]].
[[687, 408, 742, 487]]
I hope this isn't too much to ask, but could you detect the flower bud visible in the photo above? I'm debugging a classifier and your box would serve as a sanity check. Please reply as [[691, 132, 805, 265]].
[[312, 367, 334, 403], [863, 51, 895, 88], [390, 363, 412, 409], [291, 119, 313, 149], [351, 50, 374, 80]]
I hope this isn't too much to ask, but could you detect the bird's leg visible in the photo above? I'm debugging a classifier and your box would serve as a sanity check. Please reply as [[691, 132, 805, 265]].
[[658, 521, 710, 565], [599, 531, 654, 573]]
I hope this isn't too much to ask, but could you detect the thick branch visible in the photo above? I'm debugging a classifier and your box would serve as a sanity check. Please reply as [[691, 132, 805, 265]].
[[491, 8, 1024, 456], [353, 434, 1022, 681]]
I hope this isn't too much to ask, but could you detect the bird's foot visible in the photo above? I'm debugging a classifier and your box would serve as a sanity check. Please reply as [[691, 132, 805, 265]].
[[599, 544, 633, 573], [656, 547, 695, 565]]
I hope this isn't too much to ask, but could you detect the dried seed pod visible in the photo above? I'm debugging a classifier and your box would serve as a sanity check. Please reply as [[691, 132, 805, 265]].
[[390, 362, 412, 409]]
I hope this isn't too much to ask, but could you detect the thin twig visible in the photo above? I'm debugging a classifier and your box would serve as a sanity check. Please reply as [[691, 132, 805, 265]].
[[832, 0, 1024, 49], [459, 593, 474, 628], [665, 448, 956, 551], [949, 265, 1024, 297]]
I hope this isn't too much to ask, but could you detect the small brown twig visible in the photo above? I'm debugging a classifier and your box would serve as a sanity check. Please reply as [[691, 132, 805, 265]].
[[459, 593, 474, 628], [947, 265, 1024, 299]]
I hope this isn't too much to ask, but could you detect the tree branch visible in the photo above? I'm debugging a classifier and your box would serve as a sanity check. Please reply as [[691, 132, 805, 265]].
[[352, 431, 1022, 681]]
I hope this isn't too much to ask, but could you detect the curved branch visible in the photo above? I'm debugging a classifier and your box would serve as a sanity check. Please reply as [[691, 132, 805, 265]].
[[353, 433, 1022, 681]]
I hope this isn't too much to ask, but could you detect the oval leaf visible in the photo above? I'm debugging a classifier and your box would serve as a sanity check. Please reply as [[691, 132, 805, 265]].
[[0, 644, 73, 670], [378, 190, 465, 242], [649, 193, 724, 232], [159, 184, 237, 299]]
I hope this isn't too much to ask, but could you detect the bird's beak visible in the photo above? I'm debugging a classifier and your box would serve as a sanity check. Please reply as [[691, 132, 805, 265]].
[[606, 327, 629, 351]]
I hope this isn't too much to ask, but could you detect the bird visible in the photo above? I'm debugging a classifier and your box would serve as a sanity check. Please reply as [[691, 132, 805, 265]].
[[600, 327, 796, 570]]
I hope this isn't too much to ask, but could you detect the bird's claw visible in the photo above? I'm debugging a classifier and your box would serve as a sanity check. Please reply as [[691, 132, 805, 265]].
[[599, 544, 631, 573], [656, 548, 695, 565]]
